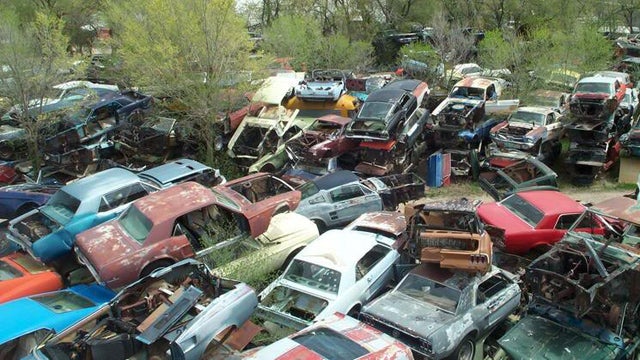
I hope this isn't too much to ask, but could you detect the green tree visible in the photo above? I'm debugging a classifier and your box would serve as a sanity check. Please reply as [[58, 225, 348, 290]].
[[0, 10, 81, 171], [105, 0, 255, 168]]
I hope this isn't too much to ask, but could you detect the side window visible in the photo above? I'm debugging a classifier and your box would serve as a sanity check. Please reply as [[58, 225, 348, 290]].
[[546, 114, 554, 125], [555, 214, 581, 230], [476, 274, 509, 304], [99, 183, 150, 212], [355, 245, 390, 281], [330, 184, 364, 202]]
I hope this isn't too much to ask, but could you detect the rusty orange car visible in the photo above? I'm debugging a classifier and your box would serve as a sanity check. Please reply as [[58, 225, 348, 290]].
[[0, 251, 63, 304]]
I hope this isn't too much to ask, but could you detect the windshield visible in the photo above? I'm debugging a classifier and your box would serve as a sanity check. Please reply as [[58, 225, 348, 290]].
[[292, 327, 368, 360], [284, 259, 341, 294], [0, 260, 21, 280], [509, 110, 545, 125], [501, 194, 544, 227], [357, 101, 393, 121], [575, 82, 612, 94], [32, 290, 95, 313], [66, 106, 93, 125], [119, 205, 153, 243], [451, 86, 485, 100], [42, 190, 81, 225], [299, 181, 320, 199], [396, 272, 460, 313]]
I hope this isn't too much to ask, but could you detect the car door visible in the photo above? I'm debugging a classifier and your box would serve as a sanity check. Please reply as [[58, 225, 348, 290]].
[[475, 272, 520, 328], [327, 183, 376, 226], [356, 244, 397, 302], [545, 111, 563, 140]]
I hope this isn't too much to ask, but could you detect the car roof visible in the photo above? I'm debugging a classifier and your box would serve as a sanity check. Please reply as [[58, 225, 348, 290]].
[[345, 211, 406, 237], [509, 190, 584, 214], [62, 168, 139, 200], [311, 170, 359, 190], [454, 76, 497, 89], [419, 198, 482, 213], [296, 229, 390, 270], [134, 182, 217, 224], [52, 81, 119, 92], [365, 87, 408, 103], [514, 106, 555, 115], [384, 79, 422, 92], [578, 76, 616, 84], [409, 262, 489, 290], [315, 114, 352, 126], [138, 158, 211, 187]]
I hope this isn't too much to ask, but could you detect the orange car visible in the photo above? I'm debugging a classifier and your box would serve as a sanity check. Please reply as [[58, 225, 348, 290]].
[[0, 251, 63, 304]]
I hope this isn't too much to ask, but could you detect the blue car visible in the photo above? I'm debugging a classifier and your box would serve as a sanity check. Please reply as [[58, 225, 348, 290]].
[[0, 183, 61, 219], [0, 283, 115, 357], [4, 159, 221, 263]]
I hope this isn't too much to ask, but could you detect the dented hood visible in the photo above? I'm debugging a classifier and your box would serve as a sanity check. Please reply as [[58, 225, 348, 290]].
[[365, 291, 453, 338], [75, 221, 136, 270]]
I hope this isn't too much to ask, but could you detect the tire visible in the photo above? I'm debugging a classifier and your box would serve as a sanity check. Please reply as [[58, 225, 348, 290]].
[[450, 336, 475, 360], [140, 260, 173, 278], [312, 219, 327, 234]]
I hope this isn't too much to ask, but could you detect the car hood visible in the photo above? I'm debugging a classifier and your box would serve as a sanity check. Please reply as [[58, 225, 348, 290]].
[[477, 202, 531, 234], [365, 291, 453, 338], [75, 221, 136, 270], [572, 92, 610, 100]]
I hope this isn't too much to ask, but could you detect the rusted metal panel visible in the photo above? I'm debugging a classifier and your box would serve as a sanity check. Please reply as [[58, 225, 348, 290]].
[[348, 211, 406, 237], [591, 195, 640, 224]]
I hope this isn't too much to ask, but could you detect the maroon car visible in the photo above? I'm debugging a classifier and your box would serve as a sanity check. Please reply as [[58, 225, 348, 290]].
[[75, 178, 301, 289]]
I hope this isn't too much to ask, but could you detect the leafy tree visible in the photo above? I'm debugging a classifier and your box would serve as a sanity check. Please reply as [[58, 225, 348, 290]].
[[0, 10, 81, 171], [105, 0, 256, 169]]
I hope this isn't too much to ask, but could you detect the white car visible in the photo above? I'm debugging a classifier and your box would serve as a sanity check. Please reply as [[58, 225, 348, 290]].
[[255, 211, 406, 330]]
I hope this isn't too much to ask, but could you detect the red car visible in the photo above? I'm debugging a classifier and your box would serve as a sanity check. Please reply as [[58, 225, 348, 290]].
[[0, 251, 63, 303], [478, 190, 604, 255]]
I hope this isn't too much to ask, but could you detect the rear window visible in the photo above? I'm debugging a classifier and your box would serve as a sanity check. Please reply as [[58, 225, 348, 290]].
[[501, 194, 544, 227], [299, 181, 320, 199], [119, 205, 153, 243], [292, 327, 368, 360], [42, 190, 81, 225], [32, 290, 95, 313]]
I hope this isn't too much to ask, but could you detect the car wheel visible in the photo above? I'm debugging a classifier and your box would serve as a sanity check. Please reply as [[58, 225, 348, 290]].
[[312, 219, 326, 234], [140, 259, 173, 278], [0, 144, 14, 160], [451, 336, 475, 360]]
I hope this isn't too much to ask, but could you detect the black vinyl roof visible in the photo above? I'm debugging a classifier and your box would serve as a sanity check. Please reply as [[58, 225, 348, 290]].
[[384, 79, 422, 92], [312, 170, 360, 190]]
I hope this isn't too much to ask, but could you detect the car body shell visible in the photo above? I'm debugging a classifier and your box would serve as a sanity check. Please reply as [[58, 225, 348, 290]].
[[256, 212, 405, 330], [0, 183, 61, 219], [241, 313, 414, 359], [477, 190, 604, 255], [5, 159, 217, 262], [490, 106, 564, 157], [477, 156, 558, 201], [360, 263, 521, 359], [0, 283, 115, 350], [294, 69, 348, 102], [569, 76, 626, 119], [74, 181, 312, 289], [23, 259, 258, 360], [0, 251, 63, 304]]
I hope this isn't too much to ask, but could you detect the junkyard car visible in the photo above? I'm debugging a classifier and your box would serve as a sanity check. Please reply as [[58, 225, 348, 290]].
[[569, 75, 626, 118], [0, 251, 63, 304], [360, 262, 521, 360], [620, 87, 640, 125], [0, 283, 115, 359], [43, 90, 153, 168], [6, 159, 220, 262], [444, 63, 511, 82], [0, 183, 61, 219], [294, 170, 424, 232], [256, 212, 405, 330], [23, 259, 259, 360], [477, 190, 604, 255], [405, 198, 496, 272], [240, 313, 414, 359], [74, 181, 317, 289], [345, 79, 429, 142], [477, 156, 558, 200], [294, 69, 348, 101], [489, 106, 565, 162], [498, 195, 640, 359]]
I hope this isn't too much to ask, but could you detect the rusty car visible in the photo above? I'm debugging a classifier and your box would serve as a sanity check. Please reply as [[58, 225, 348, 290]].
[[240, 313, 414, 359], [256, 211, 406, 330], [360, 262, 521, 360], [23, 259, 259, 360], [489, 106, 565, 162], [477, 190, 604, 255], [294, 170, 424, 232], [5, 159, 222, 263], [477, 156, 558, 201], [0, 251, 63, 304], [498, 195, 640, 359], [569, 75, 626, 119], [404, 198, 496, 273], [74, 181, 317, 289]]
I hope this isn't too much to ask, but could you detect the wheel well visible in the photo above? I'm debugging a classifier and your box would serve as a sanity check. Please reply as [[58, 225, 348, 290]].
[[281, 247, 304, 271], [273, 204, 290, 215], [260, 163, 276, 173], [140, 259, 174, 278], [347, 304, 361, 316]]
